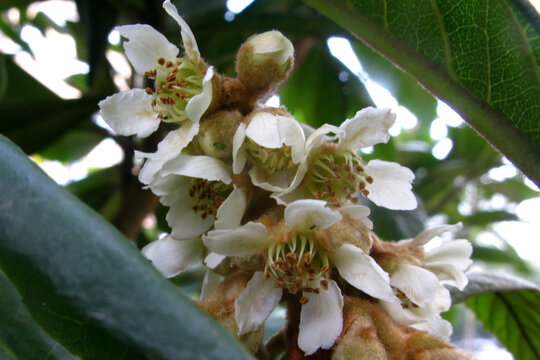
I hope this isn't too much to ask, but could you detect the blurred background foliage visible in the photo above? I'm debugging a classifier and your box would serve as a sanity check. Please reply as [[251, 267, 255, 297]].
[[0, 0, 539, 359]]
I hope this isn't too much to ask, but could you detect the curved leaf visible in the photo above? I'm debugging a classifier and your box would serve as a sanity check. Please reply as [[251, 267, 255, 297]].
[[0, 135, 253, 360], [0, 271, 77, 360], [303, 0, 540, 185]]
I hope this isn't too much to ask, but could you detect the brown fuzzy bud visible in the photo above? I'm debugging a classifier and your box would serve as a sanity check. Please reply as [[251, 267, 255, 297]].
[[198, 271, 264, 353], [236, 30, 294, 94], [196, 110, 242, 158], [332, 297, 472, 360]]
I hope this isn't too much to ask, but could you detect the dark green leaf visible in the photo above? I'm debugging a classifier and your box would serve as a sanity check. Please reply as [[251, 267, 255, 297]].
[[0, 55, 6, 102], [303, 0, 540, 185], [466, 286, 540, 359], [0, 96, 100, 155], [0, 271, 77, 360], [0, 135, 253, 360], [360, 198, 425, 241], [461, 211, 518, 226], [1, 56, 55, 102], [40, 129, 106, 162], [280, 43, 373, 128], [480, 178, 540, 203]]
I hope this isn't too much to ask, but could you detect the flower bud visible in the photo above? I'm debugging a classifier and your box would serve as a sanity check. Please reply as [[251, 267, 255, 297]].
[[236, 30, 294, 93], [196, 110, 242, 158]]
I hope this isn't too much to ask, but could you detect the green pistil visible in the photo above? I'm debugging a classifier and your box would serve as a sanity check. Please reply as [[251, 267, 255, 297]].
[[245, 139, 296, 173], [307, 150, 372, 207], [264, 232, 330, 304]]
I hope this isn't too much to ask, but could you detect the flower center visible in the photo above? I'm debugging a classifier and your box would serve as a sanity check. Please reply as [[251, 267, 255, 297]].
[[145, 57, 203, 124], [264, 232, 330, 304], [188, 179, 232, 220], [245, 139, 296, 173], [306, 150, 373, 207], [396, 289, 420, 310]]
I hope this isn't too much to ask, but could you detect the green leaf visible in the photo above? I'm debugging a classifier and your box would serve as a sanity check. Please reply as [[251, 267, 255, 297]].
[[461, 210, 518, 226], [462, 273, 540, 359], [0, 135, 253, 360], [303, 0, 540, 185], [280, 43, 373, 128], [0, 271, 77, 360], [363, 200, 425, 241]]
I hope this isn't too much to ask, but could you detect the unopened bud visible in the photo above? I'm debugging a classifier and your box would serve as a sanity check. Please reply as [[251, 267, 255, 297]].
[[196, 110, 242, 158], [236, 30, 294, 93]]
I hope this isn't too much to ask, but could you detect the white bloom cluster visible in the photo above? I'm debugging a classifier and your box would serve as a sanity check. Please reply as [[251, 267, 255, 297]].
[[98, 1, 472, 355]]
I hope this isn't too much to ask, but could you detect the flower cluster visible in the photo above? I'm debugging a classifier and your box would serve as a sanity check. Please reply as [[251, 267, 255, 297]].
[[99, 2, 472, 356]]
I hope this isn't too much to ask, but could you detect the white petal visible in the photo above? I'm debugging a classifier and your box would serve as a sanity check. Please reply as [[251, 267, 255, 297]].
[[232, 122, 247, 174], [305, 124, 343, 154], [214, 186, 247, 229], [338, 205, 373, 229], [390, 264, 440, 306], [136, 126, 197, 184], [424, 264, 470, 290], [185, 67, 214, 123], [204, 252, 226, 270], [246, 112, 305, 163], [339, 107, 395, 150], [284, 199, 341, 231], [202, 222, 270, 256], [298, 280, 343, 355], [162, 0, 200, 61], [300, 123, 316, 138], [161, 154, 232, 184], [141, 236, 202, 278], [249, 166, 297, 192], [331, 244, 396, 302], [235, 272, 282, 334], [381, 301, 426, 325], [365, 160, 417, 210], [424, 239, 473, 270], [98, 89, 159, 137], [412, 315, 452, 340], [412, 223, 463, 246], [200, 270, 223, 300], [166, 191, 215, 239], [116, 24, 179, 74]]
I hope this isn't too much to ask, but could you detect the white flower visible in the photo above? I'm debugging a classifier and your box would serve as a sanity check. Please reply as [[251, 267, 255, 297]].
[[202, 199, 396, 355], [141, 235, 203, 278], [149, 153, 246, 240], [274, 107, 417, 211], [99, 0, 215, 183], [407, 222, 473, 290], [379, 223, 473, 339], [232, 109, 306, 192]]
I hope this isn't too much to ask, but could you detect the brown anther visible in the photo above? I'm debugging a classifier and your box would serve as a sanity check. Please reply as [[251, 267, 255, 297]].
[[359, 182, 366, 190], [156, 88, 163, 94], [157, 113, 163, 119], [293, 264, 302, 274], [299, 296, 309, 305], [263, 271, 272, 280], [304, 253, 312, 265], [289, 286, 298, 295], [320, 266, 329, 274], [355, 164, 364, 172], [306, 273, 316, 281], [166, 61, 174, 68], [348, 173, 355, 182], [145, 87, 153, 94], [320, 279, 329, 290], [178, 79, 186, 87], [302, 287, 314, 293], [362, 189, 370, 196], [366, 176, 374, 184], [286, 252, 298, 262], [313, 288, 320, 295], [352, 197, 359, 203], [343, 164, 352, 172], [158, 58, 165, 65]]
